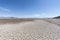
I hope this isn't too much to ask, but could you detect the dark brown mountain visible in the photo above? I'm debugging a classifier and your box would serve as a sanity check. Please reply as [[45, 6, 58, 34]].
[[54, 16, 60, 18]]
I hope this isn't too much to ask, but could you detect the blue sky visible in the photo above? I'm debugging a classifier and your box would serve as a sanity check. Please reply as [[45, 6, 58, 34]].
[[0, 0, 60, 18]]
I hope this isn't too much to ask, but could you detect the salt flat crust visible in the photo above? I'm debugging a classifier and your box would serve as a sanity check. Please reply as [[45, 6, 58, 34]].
[[0, 20, 60, 40]]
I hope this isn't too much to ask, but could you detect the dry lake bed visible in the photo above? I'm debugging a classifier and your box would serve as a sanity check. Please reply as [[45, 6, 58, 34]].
[[0, 18, 60, 40]]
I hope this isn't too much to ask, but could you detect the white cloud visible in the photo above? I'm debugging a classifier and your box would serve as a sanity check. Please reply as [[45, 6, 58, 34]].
[[0, 13, 12, 17], [26, 13, 55, 18], [11, 14, 41, 18], [0, 7, 10, 12], [18, 14, 41, 18], [30, 14, 41, 18]]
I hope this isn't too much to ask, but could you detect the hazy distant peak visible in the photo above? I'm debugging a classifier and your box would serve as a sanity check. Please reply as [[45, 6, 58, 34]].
[[54, 16, 60, 18]]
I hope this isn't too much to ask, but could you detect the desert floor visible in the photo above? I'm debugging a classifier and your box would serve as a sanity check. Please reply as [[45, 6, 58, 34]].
[[0, 18, 60, 40]]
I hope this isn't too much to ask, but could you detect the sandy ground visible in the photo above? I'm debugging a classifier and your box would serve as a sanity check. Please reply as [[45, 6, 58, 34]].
[[0, 18, 60, 40]]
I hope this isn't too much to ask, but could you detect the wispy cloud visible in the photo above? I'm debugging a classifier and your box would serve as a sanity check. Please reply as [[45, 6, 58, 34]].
[[29, 14, 41, 18], [17, 14, 41, 18], [24, 13, 56, 18], [0, 7, 10, 12]]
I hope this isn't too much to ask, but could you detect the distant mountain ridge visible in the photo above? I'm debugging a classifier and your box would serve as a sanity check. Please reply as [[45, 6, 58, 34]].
[[54, 16, 60, 18]]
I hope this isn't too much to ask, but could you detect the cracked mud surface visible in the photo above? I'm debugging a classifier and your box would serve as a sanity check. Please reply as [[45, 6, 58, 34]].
[[0, 30, 60, 40], [0, 19, 60, 40]]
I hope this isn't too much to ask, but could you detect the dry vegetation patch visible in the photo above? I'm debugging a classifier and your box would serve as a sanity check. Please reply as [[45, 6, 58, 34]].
[[0, 18, 35, 24]]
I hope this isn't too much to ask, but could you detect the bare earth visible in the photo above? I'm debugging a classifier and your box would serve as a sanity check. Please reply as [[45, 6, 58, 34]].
[[0, 18, 60, 40]]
